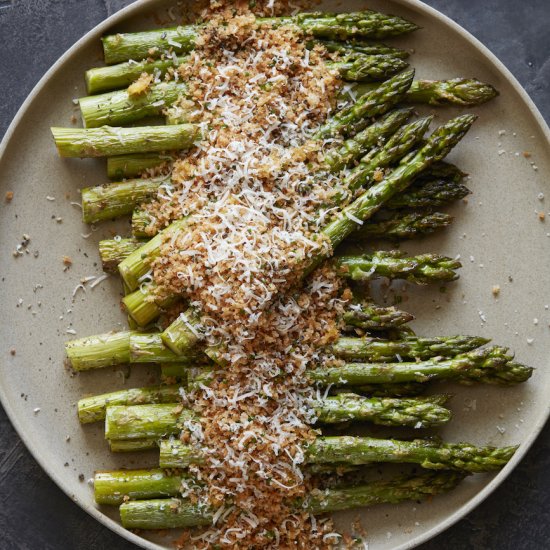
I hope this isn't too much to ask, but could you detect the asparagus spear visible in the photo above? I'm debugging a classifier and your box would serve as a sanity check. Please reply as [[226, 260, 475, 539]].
[[318, 39, 410, 59], [338, 115, 434, 199], [310, 436, 517, 471], [132, 209, 155, 238], [79, 82, 188, 128], [82, 380, 449, 426], [316, 393, 451, 426], [112, 213, 451, 265], [78, 385, 184, 423], [157, 436, 516, 474], [324, 107, 413, 171], [310, 346, 533, 386], [65, 331, 201, 371], [342, 303, 414, 331], [119, 469, 464, 529], [105, 403, 198, 440], [86, 56, 187, 94], [385, 178, 470, 209], [315, 69, 414, 138], [95, 469, 190, 505], [331, 54, 408, 82], [99, 238, 143, 272], [105, 392, 452, 440], [51, 124, 199, 158], [337, 250, 462, 284], [352, 210, 453, 240], [406, 78, 499, 106], [331, 335, 490, 362], [345, 78, 499, 107], [108, 152, 175, 180], [102, 11, 419, 64], [109, 439, 159, 453], [82, 177, 168, 224]]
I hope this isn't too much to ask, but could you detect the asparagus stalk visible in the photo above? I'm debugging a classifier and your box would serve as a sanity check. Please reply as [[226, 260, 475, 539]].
[[85, 56, 187, 94], [79, 82, 188, 128], [132, 209, 154, 237], [78, 385, 183, 424], [160, 308, 202, 355], [108, 152, 175, 180], [385, 178, 470, 209], [102, 11, 419, 64], [105, 392, 452, 440], [330, 54, 408, 82], [310, 436, 517, 472], [336, 250, 462, 284], [319, 39, 410, 59], [119, 217, 188, 290], [323, 107, 413, 172], [51, 124, 199, 158], [406, 78, 499, 106], [95, 469, 190, 505], [102, 215, 451, 271], [119, 470, 464, 529], [310, 346, 533, 386], [343, 303, 414, 331], [339, 116, 433, 198], [82, 176, 168, 224], [158, 436, 516, 474], [316, 393, 451, 426], [99, 238, 143, 272], [109, 439, 159, 453], [352, 210, 453, 240], [105, 403, 198, 440], [315, 69, 414, 138], [65, 331, 132, 371], [65, 331, 201, 371], [346, 78, 499, 107], [331, 335, 490, 362]]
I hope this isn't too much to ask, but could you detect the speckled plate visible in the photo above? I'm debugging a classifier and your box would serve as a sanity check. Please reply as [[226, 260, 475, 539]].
[[0, 0, 549, 548]]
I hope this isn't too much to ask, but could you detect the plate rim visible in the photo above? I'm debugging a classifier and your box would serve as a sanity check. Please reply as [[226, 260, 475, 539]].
[[0, 1, 548, 549]]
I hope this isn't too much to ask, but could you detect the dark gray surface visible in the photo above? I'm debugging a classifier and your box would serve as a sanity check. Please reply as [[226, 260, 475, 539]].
[[0, 1, 548, 548]]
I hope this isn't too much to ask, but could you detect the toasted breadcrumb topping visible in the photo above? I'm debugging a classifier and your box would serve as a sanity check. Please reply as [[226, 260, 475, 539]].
[[143, 1, 354, 547]]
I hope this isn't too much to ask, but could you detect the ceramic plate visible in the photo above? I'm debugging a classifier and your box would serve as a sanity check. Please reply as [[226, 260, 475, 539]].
[[1, 1, 549, 548]]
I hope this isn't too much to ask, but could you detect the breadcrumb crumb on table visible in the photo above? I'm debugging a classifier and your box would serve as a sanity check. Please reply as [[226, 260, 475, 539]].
[[62, 255, 73, 267], [5, 190, 14, 202]]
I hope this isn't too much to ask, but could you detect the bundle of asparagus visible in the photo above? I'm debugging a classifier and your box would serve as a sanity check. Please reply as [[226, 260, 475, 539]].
[[50, 5, 529, 544]]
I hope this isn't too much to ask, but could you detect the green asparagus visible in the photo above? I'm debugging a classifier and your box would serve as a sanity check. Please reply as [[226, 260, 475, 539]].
[[51, 124, 199, 158]]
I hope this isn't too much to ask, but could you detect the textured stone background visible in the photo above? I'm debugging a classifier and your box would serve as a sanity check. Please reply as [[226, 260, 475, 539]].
[[0, 1, 549, 548]]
